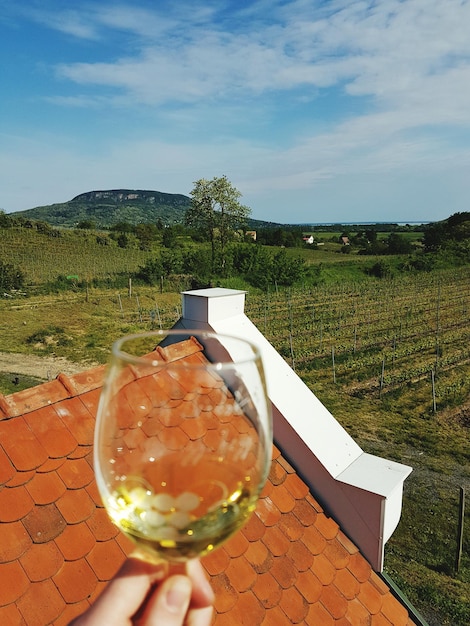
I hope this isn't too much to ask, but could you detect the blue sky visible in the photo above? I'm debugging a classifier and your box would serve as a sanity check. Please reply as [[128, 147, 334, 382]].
[[1, 0, 470, 224]]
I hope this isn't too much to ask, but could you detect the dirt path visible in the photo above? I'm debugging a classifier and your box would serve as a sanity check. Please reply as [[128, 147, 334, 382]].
[[0, 351, 91, 380]]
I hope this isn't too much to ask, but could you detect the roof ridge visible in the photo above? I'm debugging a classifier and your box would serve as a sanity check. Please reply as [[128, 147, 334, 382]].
[[0, 365, 106, 420], [0, 337, 206, 419]]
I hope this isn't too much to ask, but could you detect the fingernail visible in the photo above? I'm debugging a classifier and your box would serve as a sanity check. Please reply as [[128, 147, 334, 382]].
[[165, 577, 191, 613]]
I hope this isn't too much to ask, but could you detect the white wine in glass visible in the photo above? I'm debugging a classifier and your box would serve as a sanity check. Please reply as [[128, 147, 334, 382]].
[[94, 329, 272, 563]]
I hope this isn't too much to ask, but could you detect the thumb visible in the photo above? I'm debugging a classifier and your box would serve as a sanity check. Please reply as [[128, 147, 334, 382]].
[[139, 575, 192, 625]]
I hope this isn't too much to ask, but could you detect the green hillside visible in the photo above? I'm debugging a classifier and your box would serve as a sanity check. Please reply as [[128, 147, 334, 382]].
[[11, 189, 191, 228], [9, 189, 282, 230]]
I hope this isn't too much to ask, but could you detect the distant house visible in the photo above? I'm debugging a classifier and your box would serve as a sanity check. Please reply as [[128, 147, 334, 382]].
[[303, 235, 314, 244], [245, 230, 257, 241], [341, 235, 350, 245]]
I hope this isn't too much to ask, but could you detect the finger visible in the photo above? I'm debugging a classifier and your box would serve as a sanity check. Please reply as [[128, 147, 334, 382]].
[[139, 575, 192, 626], [167, 560, 214, 609], [72, 558, 167, 625], [186, 560, 215, 609], [186, 605, 214, 626]]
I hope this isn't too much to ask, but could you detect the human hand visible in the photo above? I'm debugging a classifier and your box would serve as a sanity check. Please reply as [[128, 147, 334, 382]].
[[70, 557, 214, 626]]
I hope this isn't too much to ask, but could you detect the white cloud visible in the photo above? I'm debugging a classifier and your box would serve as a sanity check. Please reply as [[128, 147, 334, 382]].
[[4, 0, 470, 221], [43, 0, 470, 130]]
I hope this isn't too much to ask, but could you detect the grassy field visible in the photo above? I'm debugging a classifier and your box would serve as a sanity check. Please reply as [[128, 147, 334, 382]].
[[0, 225, 468, 625], [0, 226, 156, 283]]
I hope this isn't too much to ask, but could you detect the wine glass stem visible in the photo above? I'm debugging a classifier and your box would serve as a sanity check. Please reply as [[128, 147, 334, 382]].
[[130, 548, 170, 579]]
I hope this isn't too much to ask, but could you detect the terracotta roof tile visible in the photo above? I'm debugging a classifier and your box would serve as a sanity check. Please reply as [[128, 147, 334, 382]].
[[24, 406, 77, 459], [284, 470, 310, 499], [295, 568, 323, 603], [0, 445, 15, 486], [292, 497, 318, 527], [52, 559, 96, 604], [334, 564, 362, 600], [245, 539, 272, 574], [0, 561, 29, 606], [211, 573, 238, 614], [0, 417, 48, 471], [25, 471, 66, 505], [372, 614, 395, 626], [223, 589, 265, 625], [320, 583, 349, 620], [223, 528, 249, 558], [270, 555, 298, 589], [54, 397, 95, 446], [306, 600, 336, 626], [16, 579, 65, 626], [324, 537, 351, 570], [287, 538, 314, 571], [0, 521, 31, 563], [56, 457, 94, 490], [311, 552, 337, 585], [54, 600, 89, 626], [254, 495, 282, 527], [57, 366, 104, 396], [22, 503, 66, 544], [280, 585, 310, 623], [0, 486, 35, 522], [268, 480, 296, 513], [261, 523, 291, 557], [54, 522, 95, 561], [85, 539, 126, 581], [252, 570, 282, 608], [1, 379, 68, 418], [302, 521, 328, 556], [19, 542, 63, 582], [314, 509, 340, 540], [6, 469, 35, 488], [0, 601, 25, 626], [278, 509, 305, 541], [358, 579, 384, 615], [85, 506, 120, 542], [345, 596, 374, 625], [55, 486, 95, 524], [382, 591, 412, 626], [225, 555, 258, 592], [36, 457, 65, 475], [0, 336, 420, 625], [348, 550, 373, 583]]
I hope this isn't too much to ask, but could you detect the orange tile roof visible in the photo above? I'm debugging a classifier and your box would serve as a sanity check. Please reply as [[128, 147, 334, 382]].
[[0, 339, 419, 626]]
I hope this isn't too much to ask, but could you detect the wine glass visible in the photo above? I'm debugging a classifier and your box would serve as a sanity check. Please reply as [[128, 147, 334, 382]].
[[94, 329, 272, 565]]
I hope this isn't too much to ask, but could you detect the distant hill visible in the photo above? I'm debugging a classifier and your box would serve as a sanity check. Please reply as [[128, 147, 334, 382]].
[[10, 189, 281, 230], [11, 189, 192, 229]]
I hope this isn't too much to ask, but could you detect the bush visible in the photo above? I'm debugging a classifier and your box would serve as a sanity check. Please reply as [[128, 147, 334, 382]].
[[0, 260, 25, 291], [367, 260, 394, 278]]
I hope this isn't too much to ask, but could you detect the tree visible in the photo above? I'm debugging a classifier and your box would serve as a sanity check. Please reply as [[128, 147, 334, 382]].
[[185, 175, 250, 273], [386, 232, 414, 254], [423, 212, 470, 252], [77, 219, 96, 230], [162, 225, 178, 249], [0, 210, 12, 228]]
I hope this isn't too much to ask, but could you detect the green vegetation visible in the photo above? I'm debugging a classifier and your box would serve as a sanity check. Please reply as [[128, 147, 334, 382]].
[[10, 189, 192, 228], [0, 259, 25, 291], [0, 372, 44, 395], [0, 207, 468, 625]]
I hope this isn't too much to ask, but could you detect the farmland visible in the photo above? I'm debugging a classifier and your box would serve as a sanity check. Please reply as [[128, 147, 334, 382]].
[[0, 223, 469, 625]]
